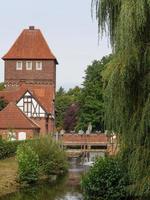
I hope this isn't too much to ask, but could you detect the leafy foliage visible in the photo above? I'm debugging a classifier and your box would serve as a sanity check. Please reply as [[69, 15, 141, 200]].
[[63, 103, 79, 132], [16, 137, 68, 184], [92, 0, 150, 197], [17, 144, 39, 183], [0, 139, 23, 159], [76, 57, 111, 131], [56, 57, 111, 132], [30, 136, 68, 176], [82, 157, 128, 200], [55, 86, 81, 131]]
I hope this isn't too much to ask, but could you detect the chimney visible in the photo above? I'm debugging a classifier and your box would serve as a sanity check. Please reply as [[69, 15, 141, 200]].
[[29, 26, 35, 30]]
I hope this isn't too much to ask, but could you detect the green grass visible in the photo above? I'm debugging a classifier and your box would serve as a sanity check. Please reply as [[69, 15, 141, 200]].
[[0, 157, 19, 197]]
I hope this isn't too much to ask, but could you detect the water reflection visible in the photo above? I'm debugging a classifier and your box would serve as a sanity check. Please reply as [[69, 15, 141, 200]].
[[0, 158, 84, 200]]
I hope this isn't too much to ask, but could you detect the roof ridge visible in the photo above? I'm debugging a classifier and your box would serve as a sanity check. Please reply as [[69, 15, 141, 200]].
[[2, 27, 58, 63]]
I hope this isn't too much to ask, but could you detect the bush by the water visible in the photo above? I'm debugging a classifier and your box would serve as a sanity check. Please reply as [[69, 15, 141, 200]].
[[0, 139, 23, 159], [31, 137, 68, 176], [17, 144, 39, 183], [17, 136, 68, 183], [81, 157, 128, 200]]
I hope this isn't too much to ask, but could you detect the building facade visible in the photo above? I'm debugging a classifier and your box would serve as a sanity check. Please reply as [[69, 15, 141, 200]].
[[0, 26, 58, 139]]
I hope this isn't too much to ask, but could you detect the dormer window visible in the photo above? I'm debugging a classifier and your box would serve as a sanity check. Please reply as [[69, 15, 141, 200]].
[[26, 61, 32, 70], [36, 61, 42, 70], [16, 61, 22, 70]]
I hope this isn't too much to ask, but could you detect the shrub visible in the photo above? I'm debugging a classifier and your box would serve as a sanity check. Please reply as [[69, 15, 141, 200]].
[[30, 136, 68, 176], [16, 136, 68, 184], [17, 144, 39, 183], [0, 139, 23, 159], [81, 157, 128, 200]]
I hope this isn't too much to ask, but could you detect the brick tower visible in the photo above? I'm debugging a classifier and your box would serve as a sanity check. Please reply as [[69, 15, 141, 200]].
[[2, 26, 58, 88], [0, 26, 58, 135]]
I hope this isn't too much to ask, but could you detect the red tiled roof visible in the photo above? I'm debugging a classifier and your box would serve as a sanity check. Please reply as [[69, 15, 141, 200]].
[[2, 27, 58, 63], [0, 102, 40, 129], [62, 134, 108, 144], [0, 89, 24, 103], [0, 84, 54, 113]]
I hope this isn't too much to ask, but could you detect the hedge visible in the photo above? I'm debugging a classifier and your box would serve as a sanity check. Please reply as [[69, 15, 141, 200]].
[[0, 139, 23, 159]]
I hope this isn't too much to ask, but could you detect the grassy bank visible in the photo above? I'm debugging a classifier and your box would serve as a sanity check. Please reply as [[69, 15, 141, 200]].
[[0, 136, 68, 197], [0, 157, 19, 197]]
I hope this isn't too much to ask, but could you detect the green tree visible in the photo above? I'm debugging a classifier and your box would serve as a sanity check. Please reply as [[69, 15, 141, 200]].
[[55, 88, 73, 130], [55, 86, 81, 131], [76, 57, 111, 131], [82, 157, 128, 200], [17, 144, 39, 183], [67, 86, 81, 102], [63, 103, 79, 132], [92, 0, 150, 197], [56, 86, 65, 96]]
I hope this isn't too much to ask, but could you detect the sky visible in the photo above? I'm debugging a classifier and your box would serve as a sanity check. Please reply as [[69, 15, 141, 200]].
[[0, 0, 111, 90]]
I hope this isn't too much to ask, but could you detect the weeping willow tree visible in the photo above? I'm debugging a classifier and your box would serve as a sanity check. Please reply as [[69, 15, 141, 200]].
[[92, 0, 150, 197]]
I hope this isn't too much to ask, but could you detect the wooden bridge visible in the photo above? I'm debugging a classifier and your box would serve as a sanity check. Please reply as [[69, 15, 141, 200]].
[[56, 133, 113, 160]]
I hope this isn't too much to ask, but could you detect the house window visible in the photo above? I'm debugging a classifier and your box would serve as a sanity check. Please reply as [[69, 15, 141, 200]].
[[23, 97, 32, 116], [36, 61, 42, 70], [16, 61, 22, 70], [26, 61, 32, 70]]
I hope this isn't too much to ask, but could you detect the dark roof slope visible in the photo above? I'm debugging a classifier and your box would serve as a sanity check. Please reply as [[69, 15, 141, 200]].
[[0, 102, 40, 129]]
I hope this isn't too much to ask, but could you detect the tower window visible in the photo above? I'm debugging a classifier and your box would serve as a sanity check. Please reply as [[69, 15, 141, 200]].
[[36, 61, 42, 70], [26, 61, 32, 70], [16, 61, 22, 70]]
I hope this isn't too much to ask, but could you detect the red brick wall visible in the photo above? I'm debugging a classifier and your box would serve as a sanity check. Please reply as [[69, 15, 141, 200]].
[[62, 134, 108, 144], [32, 118, 46, 136], [5, 60, 56, 85], [31, 117, 54, 136], [48, 118, 55, 134]]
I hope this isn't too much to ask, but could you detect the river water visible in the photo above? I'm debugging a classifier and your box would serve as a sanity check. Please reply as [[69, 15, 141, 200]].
[[0, 158, 84, 200]]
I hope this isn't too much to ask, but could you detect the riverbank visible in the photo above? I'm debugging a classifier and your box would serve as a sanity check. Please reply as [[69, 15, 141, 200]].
[[0, 157, 19, 197], [0, 157, 84, 200], [0, 156, 67, 198]]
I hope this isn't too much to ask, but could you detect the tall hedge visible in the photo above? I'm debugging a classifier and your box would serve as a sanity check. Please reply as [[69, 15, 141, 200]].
[[0, 139, 22, 159]]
